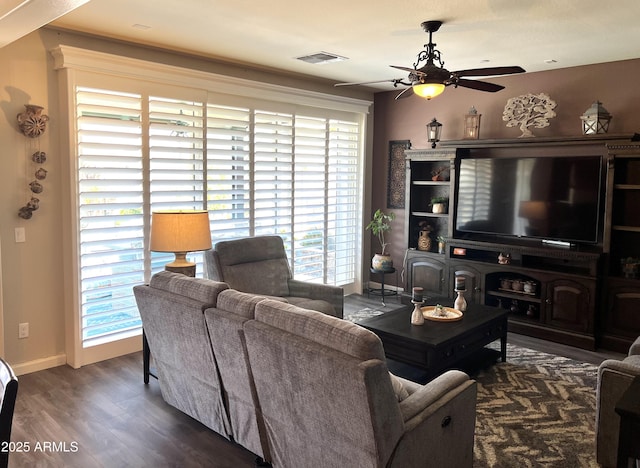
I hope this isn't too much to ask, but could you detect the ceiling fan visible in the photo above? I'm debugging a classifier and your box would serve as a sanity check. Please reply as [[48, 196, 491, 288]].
[[336, 20, 525, 100]]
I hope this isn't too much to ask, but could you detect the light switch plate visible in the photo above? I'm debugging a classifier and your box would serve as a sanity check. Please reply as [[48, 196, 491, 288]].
[[15, 227, 26, 243]]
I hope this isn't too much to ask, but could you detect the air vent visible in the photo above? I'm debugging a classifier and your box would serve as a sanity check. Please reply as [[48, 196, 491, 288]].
[[296, 52, 347, 64]]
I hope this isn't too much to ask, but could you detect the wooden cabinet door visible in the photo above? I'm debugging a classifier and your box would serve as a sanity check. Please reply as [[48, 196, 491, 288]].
[[603, 281, 640, 339], [407, 256, 447, 296], [544, 278, 594, 333], [450, 263, 483, 304]]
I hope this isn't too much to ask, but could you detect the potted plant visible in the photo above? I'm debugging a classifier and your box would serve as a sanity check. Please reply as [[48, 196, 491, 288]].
[[366, 209, 396, 271], [431, 196, 449, 214], [436, 235, 446, 254]]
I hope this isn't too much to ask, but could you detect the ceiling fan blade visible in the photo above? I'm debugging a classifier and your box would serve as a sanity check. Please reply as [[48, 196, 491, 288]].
[[390, 65, 425, 76], [334, 78, 405, 87], [455, 79, 505, 92], [453, 66, 525, 77], [394, 87, 415, 100]]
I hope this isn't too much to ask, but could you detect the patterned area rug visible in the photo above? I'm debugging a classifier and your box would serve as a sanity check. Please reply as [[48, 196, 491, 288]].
[[346, 308, 599, 468], [474, 343, 598, 467]]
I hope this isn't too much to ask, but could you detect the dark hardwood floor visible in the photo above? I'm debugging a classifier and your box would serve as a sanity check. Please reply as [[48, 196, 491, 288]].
[[8, 294, 625, 467]]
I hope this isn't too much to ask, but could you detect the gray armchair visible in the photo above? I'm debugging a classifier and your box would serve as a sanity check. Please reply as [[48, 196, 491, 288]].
[[596, 336, 640, 467], [204, 235, 344, 318]]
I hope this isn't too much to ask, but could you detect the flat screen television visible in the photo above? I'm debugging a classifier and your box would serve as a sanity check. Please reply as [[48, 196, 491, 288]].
[[454, 155, 604, 245]]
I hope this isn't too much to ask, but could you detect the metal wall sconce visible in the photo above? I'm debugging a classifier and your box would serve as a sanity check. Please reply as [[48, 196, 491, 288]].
[[580, 101, 612, 135], [463, 106, 481, 139], [427, 118, 442, 148]]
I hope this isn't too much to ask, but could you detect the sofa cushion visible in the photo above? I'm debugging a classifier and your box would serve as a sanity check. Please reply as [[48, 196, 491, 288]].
[[219, 259, 291, 297], [149, 270, 228, 305], [254, 299, 386, 362]]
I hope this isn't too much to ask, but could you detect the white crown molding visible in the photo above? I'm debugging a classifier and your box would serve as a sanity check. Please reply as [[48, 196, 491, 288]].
[[50, 45, 372, 114]]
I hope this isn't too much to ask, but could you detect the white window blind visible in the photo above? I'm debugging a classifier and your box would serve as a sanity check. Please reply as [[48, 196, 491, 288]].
[[149, 96, 206, 270], [206, 107, 360, 286], [74, 86, 362, 348], [76, 86, 145, 346]]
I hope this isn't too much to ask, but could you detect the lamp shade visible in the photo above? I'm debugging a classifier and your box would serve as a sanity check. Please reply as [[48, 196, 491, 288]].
[[413, 82, 446, 100], [150, 211, 212, 272]]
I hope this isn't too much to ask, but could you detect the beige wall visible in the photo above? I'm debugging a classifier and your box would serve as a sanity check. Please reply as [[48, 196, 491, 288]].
[[0, 28, 373, 372], [371, 58, 640, 287]]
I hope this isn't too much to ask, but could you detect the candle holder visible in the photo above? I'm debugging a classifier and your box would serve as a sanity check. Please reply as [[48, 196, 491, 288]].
[[411, 300, 425, 325], [454, 289, 467, 312]]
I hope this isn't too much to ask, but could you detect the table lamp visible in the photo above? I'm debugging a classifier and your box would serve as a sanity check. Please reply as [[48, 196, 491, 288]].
[[150, 210, 212, 277]]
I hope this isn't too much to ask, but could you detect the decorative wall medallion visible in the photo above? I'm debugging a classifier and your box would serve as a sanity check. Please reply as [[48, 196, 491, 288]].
[[502, 93, 557, 138], [29, 181, 43, 194], [17, 104, 49, 138], [32, 151, 47, 163]]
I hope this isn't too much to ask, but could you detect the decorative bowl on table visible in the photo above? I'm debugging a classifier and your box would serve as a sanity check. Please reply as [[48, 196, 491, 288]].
[[421, 304, 463, 322]]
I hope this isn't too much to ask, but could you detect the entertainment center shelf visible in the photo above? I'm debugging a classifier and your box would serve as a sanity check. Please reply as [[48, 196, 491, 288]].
[[404, 135, 640, 352]]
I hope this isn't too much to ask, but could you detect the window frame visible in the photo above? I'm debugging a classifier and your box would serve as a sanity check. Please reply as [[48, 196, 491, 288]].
[[52, 45, 371, 368]]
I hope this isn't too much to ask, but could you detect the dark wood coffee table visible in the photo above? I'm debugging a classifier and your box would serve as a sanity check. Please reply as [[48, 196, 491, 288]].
[[359, 297, 508, 380]]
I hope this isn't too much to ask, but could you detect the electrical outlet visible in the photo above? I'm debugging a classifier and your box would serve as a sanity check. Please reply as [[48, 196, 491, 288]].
[[18, 323, 29, 339]]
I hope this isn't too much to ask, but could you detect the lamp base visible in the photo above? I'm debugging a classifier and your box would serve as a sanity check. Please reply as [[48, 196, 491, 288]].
[[165, 264, 196, 277], [165, 252, 196, 277]]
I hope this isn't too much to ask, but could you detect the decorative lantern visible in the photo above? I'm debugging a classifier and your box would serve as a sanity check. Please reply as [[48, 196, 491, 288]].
[[427, 118, 443, 148], [580, 101, 612, 135], [463, 106, 481, 139]]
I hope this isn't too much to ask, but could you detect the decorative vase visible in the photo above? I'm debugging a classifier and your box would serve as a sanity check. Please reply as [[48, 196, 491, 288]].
[[410, 301, 425, 325], [17, 104, 49, 138], [372, 253, 393, 271], [418, 230, 432, 251], [432, 203, 446, 214], [454, 290, 467, 311], [438, 241, 446, 254]]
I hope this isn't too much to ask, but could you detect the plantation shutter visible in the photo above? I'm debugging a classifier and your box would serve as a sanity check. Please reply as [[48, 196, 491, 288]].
[[206, 104, 252, 241], [253, 110, 294, 247], [327, 119, 360, 285], [149, 95, 206, 270], [76, 87, 145, 345]]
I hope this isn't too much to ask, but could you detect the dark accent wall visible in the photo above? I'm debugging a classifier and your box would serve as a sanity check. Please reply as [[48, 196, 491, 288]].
[[371, 58, 640, 287]]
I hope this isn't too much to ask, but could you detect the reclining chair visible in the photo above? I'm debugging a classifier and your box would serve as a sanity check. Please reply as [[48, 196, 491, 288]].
[[596, 336, 640, 467], [243, 299, 478, 468], [204, 235, 343, 318]]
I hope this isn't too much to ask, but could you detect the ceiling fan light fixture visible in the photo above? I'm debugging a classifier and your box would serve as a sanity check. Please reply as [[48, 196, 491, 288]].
[[413, 82, 445, 100]]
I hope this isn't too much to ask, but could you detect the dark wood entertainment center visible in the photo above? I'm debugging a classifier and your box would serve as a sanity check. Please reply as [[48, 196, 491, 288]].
[[403, 135, 640, 352]]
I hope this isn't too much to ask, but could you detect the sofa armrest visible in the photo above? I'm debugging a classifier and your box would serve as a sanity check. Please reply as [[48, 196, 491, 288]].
[[596, 358, 640, 467], [398, 370, 473, 424], [628, 336, 640, 356], [389, 370, 477, 468], [287, 279, 344, 318]]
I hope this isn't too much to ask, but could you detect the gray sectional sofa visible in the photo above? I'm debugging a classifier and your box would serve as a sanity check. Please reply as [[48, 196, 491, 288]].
[[134, 271, 478, 467]]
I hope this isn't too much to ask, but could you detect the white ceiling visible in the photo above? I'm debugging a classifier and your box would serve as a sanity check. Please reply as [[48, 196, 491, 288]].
[[14, 0, 640, 90]]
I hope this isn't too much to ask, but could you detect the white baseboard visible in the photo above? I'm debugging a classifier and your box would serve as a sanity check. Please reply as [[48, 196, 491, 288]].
[[12, 353, 67, 376]]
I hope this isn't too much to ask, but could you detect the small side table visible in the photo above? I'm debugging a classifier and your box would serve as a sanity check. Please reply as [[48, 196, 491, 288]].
[[368, 267, 398, 306], [615, 376, 640, 468]]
